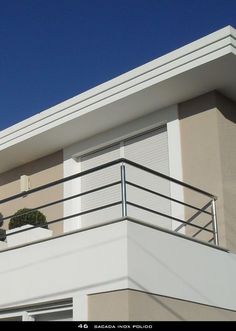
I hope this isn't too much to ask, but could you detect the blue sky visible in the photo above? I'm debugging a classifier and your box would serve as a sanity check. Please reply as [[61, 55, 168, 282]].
[[1, 0, 236, 130]]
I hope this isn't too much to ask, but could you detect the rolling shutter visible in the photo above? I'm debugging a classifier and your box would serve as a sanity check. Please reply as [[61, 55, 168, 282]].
[[124, 126, 171, 229], [80, 144, 121, 227], [80, 126, 171, 229]]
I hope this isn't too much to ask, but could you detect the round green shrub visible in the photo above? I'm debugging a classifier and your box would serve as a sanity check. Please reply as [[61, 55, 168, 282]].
[[9, 208, 48, 230], [0, 212, 3, 227], [0, 213, 5, 241]]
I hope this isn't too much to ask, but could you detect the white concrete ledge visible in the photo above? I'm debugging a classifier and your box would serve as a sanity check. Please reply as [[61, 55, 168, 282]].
[[0, 219, 236, 311]]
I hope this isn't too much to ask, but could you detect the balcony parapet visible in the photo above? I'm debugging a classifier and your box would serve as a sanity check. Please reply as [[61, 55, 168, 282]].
[[0, 158, 218, 249]]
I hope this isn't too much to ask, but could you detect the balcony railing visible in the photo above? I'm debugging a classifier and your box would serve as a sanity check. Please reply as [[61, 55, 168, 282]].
[[0, 158, 218, 248]]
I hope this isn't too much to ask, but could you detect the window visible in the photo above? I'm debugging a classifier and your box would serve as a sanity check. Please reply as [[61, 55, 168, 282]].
[[79, 126, 171, 229], [0, 300, 73, 322]]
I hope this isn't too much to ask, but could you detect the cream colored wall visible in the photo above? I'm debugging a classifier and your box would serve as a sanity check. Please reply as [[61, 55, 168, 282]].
[[88, 290, 129, 321], [178, 91, 236, 250], [0, 151, 63, 235], [215, 94, 236, 252], [128, 291, 236, 321], [88, 289, 236, 321]]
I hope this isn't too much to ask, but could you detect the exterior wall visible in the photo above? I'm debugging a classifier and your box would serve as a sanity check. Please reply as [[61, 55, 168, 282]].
[[178, 91, 236, 250], [0, 151, 63, 235], [88, 290, 129, 321], [216, 94, 236, 252], [127, 220, 236, 311], [0, 221, 128, 311], [88, 289, 236, 321], [1, 220, 236, 314]]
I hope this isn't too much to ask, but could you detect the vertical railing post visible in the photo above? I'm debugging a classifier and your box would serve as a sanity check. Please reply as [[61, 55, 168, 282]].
[[120, 161, 127, 217], [211, 198, 219, 245]]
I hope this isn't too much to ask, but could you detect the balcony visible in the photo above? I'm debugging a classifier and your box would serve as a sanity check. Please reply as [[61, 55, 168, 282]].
[[0, 158, 218, 250]]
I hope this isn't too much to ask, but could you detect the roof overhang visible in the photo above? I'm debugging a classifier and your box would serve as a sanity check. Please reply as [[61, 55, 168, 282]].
[[0, 26, 236, 173]]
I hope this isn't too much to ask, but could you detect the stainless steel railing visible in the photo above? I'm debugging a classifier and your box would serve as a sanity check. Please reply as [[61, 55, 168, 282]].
[[0, 158, 218, 246]]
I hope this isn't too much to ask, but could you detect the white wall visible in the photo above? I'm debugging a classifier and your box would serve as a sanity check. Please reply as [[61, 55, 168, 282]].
[[0, 221, 128, 310], [0, 220, 236, 316], [127, 220, 236, 310], [167, 116, 185, 233], [63, 156, 81, 232]]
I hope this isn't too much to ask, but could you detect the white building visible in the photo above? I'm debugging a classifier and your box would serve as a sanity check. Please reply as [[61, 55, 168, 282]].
[[0, 26, 236, 321]]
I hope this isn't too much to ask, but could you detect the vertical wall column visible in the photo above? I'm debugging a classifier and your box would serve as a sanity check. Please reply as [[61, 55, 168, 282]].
[[167, 107, 185, 233], [63, 154, 82, 233], [178, 91, 236, 250], [73, 294, 88, 321]]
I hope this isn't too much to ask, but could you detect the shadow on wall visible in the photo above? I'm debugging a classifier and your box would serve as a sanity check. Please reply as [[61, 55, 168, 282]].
[[127, 280, 236, 321], [0, 151, 64, 235], [178, 90, 236, 124], [0, 151, 62, 186]]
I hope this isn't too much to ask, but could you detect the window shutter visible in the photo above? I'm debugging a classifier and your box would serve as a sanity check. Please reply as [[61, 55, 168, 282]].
[[124, 126, 171, 229], [80, 126, 171, 229], [80, 144, 121, 226]]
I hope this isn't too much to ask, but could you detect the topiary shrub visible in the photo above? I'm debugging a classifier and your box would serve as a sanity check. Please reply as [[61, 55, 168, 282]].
[[0, 213, 6, 241], [0, 212, 3, 228], [9, 208, 48, 230]]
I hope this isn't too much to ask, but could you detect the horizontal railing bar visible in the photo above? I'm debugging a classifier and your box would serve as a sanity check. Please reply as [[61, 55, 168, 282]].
[[174, 201, 212, 233], [192, 220, 213, 238], [208, 238, 214, 243], [124, 159, 216, 199], [6, 201, 122, 237], [127, 201, 214, 233], [0, 158, 216, 206], [1, 181, 121, 224], [126, 217, 226, 251], [0, 159, 123, 206], [126, 181, 211, 215]]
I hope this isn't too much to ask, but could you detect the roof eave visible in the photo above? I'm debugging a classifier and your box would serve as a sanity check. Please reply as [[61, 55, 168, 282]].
[[0, 26, 235, 173]]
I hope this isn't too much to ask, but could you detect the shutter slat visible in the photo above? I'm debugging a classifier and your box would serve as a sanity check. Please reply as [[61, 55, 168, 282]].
[[124, 127, 171, 229], [80, 126, 171, 229], [81, 144, 121, 226]]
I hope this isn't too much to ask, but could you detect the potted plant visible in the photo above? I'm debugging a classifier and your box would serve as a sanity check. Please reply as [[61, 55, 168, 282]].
[[0, 228, 6, 241], [7, 208, 52, 247], [0, 212, 7, 249]]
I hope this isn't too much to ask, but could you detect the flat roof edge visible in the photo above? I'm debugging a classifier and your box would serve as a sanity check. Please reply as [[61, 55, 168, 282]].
[[0, 26, 235, 150]]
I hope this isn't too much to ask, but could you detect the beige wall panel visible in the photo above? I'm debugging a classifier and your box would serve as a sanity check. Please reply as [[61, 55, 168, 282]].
[[129, 290, 236, 321], [0, 151, 63, 235], [88, 290, 129, 321], [179, 91, 236, 250], [215, 93, 236, 251], [88, 289, 236, 321]]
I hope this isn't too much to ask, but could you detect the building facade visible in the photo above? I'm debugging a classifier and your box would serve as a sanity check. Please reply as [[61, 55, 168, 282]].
[[0, 26, 236, 321]]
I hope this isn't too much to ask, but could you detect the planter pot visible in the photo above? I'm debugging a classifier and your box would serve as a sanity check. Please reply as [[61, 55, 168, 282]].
[[0, 241, 7, 250], [6, 225, 53, 247]]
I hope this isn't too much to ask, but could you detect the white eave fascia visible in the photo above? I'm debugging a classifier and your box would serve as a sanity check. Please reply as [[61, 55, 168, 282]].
[[0, 25, 235, 152]]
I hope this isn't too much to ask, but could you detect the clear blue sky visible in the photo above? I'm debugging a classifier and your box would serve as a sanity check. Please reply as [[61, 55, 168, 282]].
[[1, 0, 236, 130]]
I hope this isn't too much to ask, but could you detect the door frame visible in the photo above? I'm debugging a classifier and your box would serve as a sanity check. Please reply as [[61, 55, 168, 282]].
[[63, 105, 184, 233]]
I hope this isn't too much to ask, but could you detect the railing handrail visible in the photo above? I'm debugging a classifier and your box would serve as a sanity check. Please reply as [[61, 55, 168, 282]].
[[0, 157, 218, 246], [0, 158, 217, 206], [123, 159, 217, 199], [0, 181, 121, 224]]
